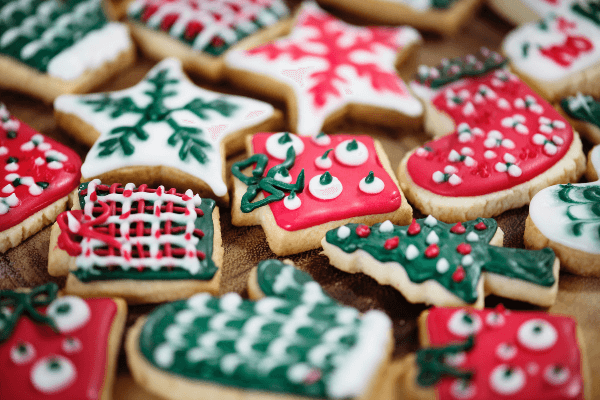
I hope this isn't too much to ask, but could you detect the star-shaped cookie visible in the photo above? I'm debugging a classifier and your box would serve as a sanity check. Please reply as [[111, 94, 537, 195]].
[[54, 58, 283, 202], [225, 1, 423, 136]]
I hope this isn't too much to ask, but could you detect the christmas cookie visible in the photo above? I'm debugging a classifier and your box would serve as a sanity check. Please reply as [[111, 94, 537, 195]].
[[125, 258, 393, 400], [119, 0, 290, 81], [0, 282, 127, 400], [47, 179, 223, 304], [315, 0, 482, 36], [560, 92, 600, 144], [0, 103, 81, 253], [54, 58, 282, 202], [401, 306, 590, 400], [487, 0, 568, 25], [399, 49, 586, 222], [224, 1, 423, 137], [502, 4, 600, 102], [0, 0, 135, 103], [322, 216, 560, 308], [524, 145, 600, 276], [231, 132, 412, 256]]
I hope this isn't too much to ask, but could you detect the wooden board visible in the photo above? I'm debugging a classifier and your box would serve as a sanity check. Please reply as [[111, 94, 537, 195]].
[[1, 2, 599, 399]]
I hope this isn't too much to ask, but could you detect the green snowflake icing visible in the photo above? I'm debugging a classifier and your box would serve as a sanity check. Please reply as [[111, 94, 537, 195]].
[[82, 67, 238, 164], [557, 183, 600, 239], [561, 92, 600, 129], [139, 259, 388, 398]]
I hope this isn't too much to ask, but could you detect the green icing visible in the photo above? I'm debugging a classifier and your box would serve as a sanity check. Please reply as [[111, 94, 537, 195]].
[[561, 93, 600, 129], [325, 218, 556, 304], [556, 183, 600, 239], [415, 335, 474, 387], [416, 48, 507, 89], [231, 146, 305, 213], [572, 1, 600, 26], [81, 66, 237, 162], [0, 283, 59, 342], [139, 259, 384, 398], [431, 0, 458, 9], [0, 0, 107, 73], [72, 183, 218, 282]]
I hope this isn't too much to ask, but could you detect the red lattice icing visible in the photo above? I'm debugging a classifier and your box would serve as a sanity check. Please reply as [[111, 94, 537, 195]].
[[0, 107, 81, 231], [0, 298, 117, 399], [251, 133, 401, 231], [407, 69, 573, 196], [425, 306, 583, 400]]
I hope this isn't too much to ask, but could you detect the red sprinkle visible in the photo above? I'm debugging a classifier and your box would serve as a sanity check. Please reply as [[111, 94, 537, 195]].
[[154, 230, 160, 238], [407, 219, 421, 236], [185, 233, 192, 241], [155, 205, 161, 217], [356, 224, 371, 238], [85, 248, 91, 257], [456, 243, 472, 255], [137, 265, 144, 272], [424, 244, 439, 258], [119, 211, 131, 220], [452, 266, 466, 282], [475, 221, 487, 230], [450, 222, 466, 234], [156, 186, 163, 196], [123, 190, 133, 198], [90, 191, 97, 202], [384, 236, 399, 250]]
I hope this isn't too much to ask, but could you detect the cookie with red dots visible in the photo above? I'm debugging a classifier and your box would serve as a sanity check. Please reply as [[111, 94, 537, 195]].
[[0, 282, 127, 400], [47, 179, 223, 304], [230, 131, 412, 256], [401, 306, 590, 400], [502, 3, 600, 102], [111, 0, 290, 81], [398, 49, 586, 222], [224, 1, 424, 137], [0, 103, 81, 253], [321, 216, 559, 308]]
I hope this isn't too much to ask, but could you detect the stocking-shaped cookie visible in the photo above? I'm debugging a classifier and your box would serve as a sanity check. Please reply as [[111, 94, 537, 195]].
[[402, 306, 588, 400], [525, 145, 600, 276], [0, 104, 81, 252], [126, 259, 392, 400], [48, 179, 223, 303], [322, 216, 559, 307], [399, 49, 585, 222], [0, 283, 127, 399]]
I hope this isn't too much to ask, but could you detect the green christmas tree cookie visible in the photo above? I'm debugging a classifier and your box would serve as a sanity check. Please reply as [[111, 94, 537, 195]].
[[126, 259, 392, 400], [321, 216, 559, 308]]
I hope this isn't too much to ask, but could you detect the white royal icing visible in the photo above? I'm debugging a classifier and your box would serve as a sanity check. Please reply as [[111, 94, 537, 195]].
[[334, 140, 369, 166], [224, 1, 423, 136], [337, 225, 351, 239], [489, 365, 525, 395], [284, 193, 301, 210], [517, 319, 558, 351], [544, 365, 570, 385], [378, 220, 394, 233], [31, 355, 76, 394], [359, 175, 384, 194], [447, 310, 482, 337], [450, 378, 476, 399], [314, 154, 332, 169], [10, 342, 36, 365], [495, 342, 517, 360], [46, 296, 90, 333], [309, 173, 343, 200], [54, 58, 275, 197], [266, 132, 305, 160]]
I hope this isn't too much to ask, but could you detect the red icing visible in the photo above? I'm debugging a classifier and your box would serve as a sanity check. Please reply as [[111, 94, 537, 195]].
[[456, 243, 471, 255], [425, 307, 583, 400], [475, 222, 487, 230], [251, 134, 402, 231], [452, 265, 466, 282], [407, 70, 573, 197], [0, 298, 118, 399], [356, 224, 371, 238], [425, 244, 439, 258], [450, 222, 466, 234], [408, 219, 421, 235], [0, 114, 81, 231], [384, 236, 399, 250], [539, 35, 594, 67], [246, 7, 409, 109]]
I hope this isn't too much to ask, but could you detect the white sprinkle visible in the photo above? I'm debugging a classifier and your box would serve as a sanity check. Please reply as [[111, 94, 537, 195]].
[[406, 245, 419, 260], [436, 258, 450, 273], [462, 255, 474, 266], [466, 232, 479, 242], [424, 215, 437, 227], [379, 220, 394, 233], [448, 174, 462, 186], [337, 226, 351, 239], [426, 231, 439, 245]]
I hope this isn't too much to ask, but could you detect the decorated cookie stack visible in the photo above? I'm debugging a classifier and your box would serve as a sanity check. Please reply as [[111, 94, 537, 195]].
[[1, 1, 600, 399]]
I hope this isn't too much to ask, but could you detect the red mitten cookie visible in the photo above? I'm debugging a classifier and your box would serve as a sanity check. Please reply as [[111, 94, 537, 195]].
[[0, 104, 81, 253]]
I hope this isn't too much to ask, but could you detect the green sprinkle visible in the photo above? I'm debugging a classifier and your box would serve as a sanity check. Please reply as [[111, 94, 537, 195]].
[[346, 139, 359, 151], [503, 367, 514, 378], [36, 182, 49, 189], [320, 172, 333, 185], [320, 149, 332, 159], [278, 132, 292, 144], [288, 190, 296, 200], [48, 359, 61, 371], [55, 303, 71, 315], [462, 313, 473, 324], [365, 171, 375, 184], [7, 157, 17, 164], [533, 324, 543, 334]]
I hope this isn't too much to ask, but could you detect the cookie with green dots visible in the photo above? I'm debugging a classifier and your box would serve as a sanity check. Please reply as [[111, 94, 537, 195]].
[[322, 215, 559, 308], [125, 259, 393, 400]]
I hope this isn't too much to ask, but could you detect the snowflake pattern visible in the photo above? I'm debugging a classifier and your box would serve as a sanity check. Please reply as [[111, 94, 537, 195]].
[[225, 1, 422, 136]]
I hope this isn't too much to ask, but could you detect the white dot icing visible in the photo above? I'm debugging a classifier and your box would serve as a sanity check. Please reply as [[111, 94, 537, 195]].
[[495, 343, 517, 360], [273, 171, 292, 183], [406, 244, 419, 260], [489, 365, 525, 395], [334, 139, 368, 166], [284, 194, 301, 210], [62, 337, 82, 354], [314, 155, 332, 169], [10, 342, 36, 365], [266, 132, 305, 159], [46, 296, 91, 333], [312, 133, 331, 146], [450, 379, 476, 399], [379, 220, 394, 233], [31, 356, 76, 393], [426, 231, 439, 245], [436, 258, 449, 273], [309, 174, 343, 200], [447, 310, 482, 337], [444, 352, 466, 367], [517, 319, 557, 351], [337, 226, 351, 239], [466, 232, 478, 242], [485, 311, 505, 327], [461, 255, 474, 266], [424, 215, 437, 227], [359, 175, 384, 194]]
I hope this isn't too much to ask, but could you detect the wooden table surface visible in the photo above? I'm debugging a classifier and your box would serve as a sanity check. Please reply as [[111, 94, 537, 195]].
[[1, 2, 599, 399]]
